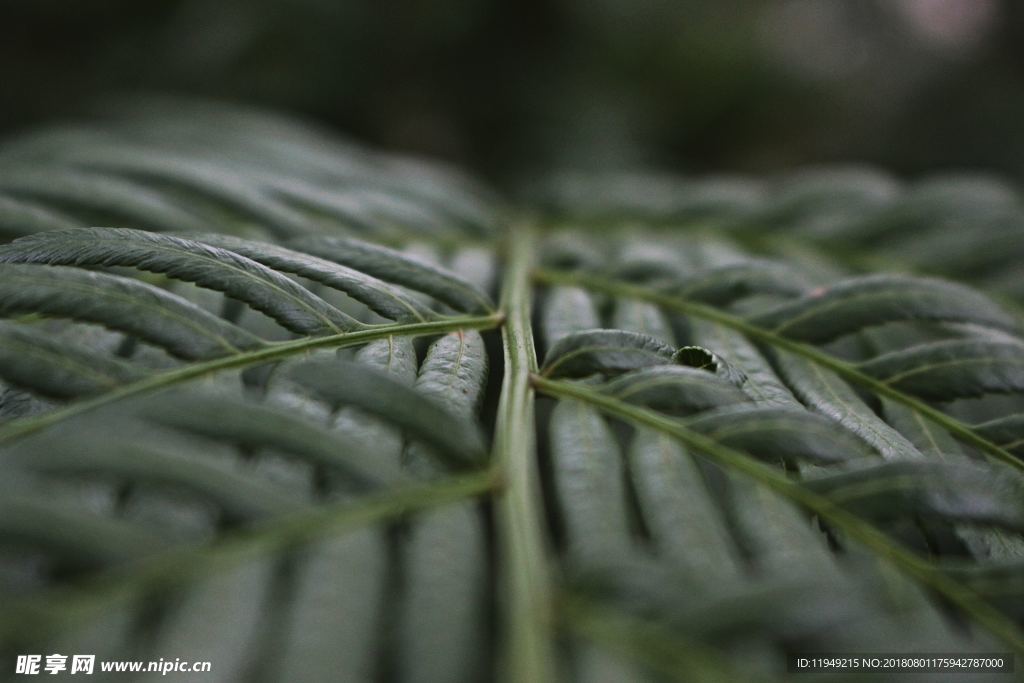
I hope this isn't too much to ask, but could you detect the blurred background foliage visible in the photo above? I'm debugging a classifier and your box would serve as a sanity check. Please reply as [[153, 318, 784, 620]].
[[2, 0, 1023, 185]]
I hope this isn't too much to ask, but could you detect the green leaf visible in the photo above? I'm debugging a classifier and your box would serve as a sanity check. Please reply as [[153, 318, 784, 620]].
[[268, 179, 449, 237], [532, 374, 1024, 655], [0, 194, 81, 237], [0, 228, 359, 335], [0, 493, 165, 569], [195, 233, 437, 322], [543, 232, 607, 270], [286, 359, 488, 468], [611, 299, 675, 344], [663, 260, 810, 306], [685, 405, 875, 465], [844, 174, 1019, 245], [398, 503, 487, 683], [859, 339, 1024, 401], [64, 149, 315, 236], [273, 531, 387, 681], [289, 235, 494, 313], [0, 322, 144, 398], [8, 425, 303, 522], [397, 331, 489, 680], [888, 211, 1024, 278], [689, 319, 801, 409], [548, 399, 633, 568], [751, 275, 1017, 343], [627, 429, 742, 578], [134, 390, 407, 488], [144, 560, 273, 680], [328, 336, 420, 478], [0, 165, 209, 233], [407, 331, 489, 432], [766, 167, 898, 231], [603, 366, 750, 416], [542, 286, 601, 346], [806, 461, 1024, 532], [541, 329, 676, 378], [0, 264, 262, 359], [727, 475, 838, 577], [769, 349, 927, 462], [8, 104, 1024, 677], [448, 245, 497, 294], [975, 415, 1024, 458]]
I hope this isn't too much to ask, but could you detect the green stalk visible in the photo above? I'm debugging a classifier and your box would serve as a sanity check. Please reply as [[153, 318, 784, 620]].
[[532, 375, 1024, 655], [493, 225, 558, 683], [2, 468, 498, 645], [534, 268, 1023, 473], [0, 313, 503, 445]]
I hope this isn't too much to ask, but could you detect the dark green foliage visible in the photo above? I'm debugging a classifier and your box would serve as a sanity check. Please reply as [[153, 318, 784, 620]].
[[193, 234, 437, 322], [136, 390, 408, 488], [1, 105, 1024, 683], [290, 235, 495, 314], [604, 365, 749, 415], [0, 263, 263, 359], [684, 405, 874, 465], [660, 260, 810, 305], [0, 322, 143, 397], [860, 339, 1024, 401], [286, 359, 487, 468], [541, 329, 677, 378], [806, 461, 1024, 531], [751, 274, 1017, 343], [0, 228, 361, 334], [976, 414, 1024, 458]]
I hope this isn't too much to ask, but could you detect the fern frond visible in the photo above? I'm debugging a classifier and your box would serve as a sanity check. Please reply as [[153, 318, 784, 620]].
[[0, 263, 263, 358], [3, 104, 1024, 682], [0, 228, 361, 334]]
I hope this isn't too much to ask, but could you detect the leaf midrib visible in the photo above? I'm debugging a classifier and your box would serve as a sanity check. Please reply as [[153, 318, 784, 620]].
[[5, 269, 250, 355], [0, 313, 503, 446]]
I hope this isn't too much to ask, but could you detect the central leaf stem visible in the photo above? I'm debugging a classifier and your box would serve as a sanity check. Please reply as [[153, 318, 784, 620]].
[[492, 225, 558, 683]]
